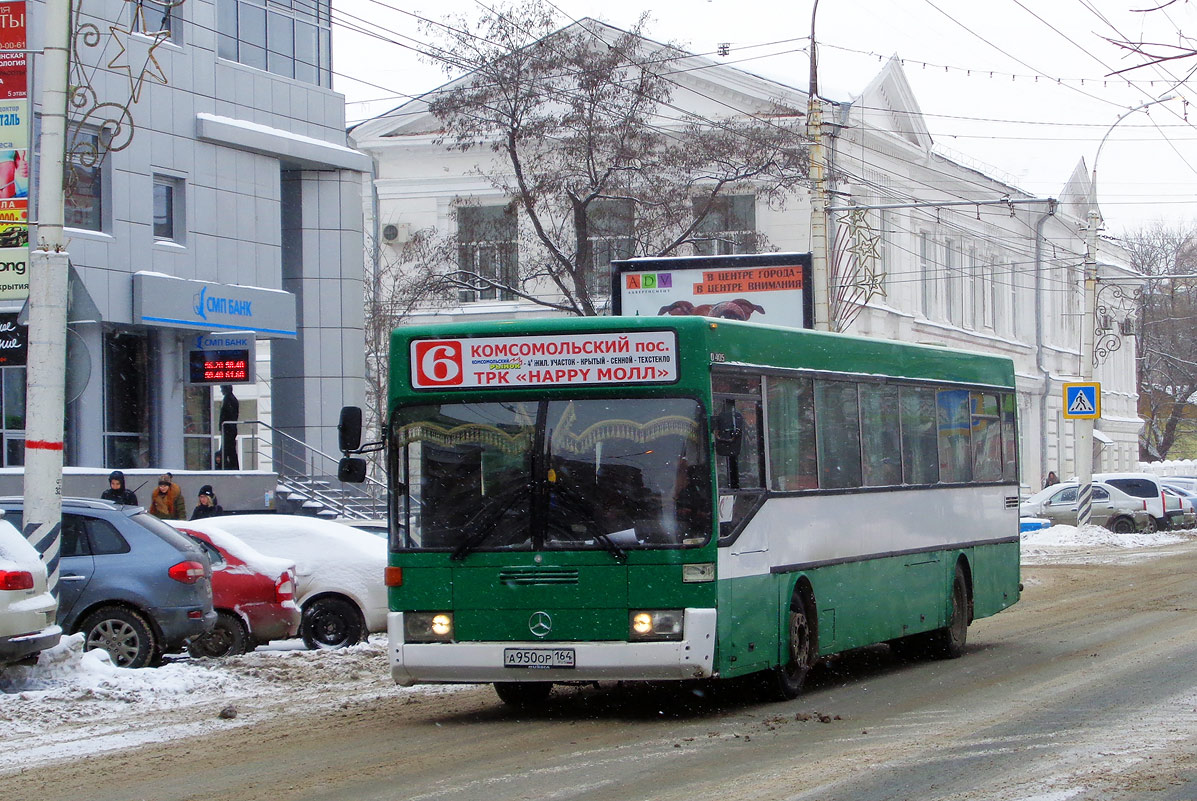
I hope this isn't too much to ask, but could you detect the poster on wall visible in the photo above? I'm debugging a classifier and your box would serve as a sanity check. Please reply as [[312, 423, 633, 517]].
[[611, 253, 812, 330], [0, 1, 28, 305], [0, 311, 26, 365]]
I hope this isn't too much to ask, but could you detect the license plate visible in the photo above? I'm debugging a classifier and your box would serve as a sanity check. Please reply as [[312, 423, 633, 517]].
[[503, 647, 575, 669]]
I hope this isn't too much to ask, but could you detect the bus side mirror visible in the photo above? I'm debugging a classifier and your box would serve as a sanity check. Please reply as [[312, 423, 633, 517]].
[[338, 456, 367, 483], [338, 406, 363, 453], [713, 405, 743, 457]]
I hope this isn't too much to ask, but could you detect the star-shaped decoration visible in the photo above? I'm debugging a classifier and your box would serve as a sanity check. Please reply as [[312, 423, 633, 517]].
[[107, 7, 170, 104]]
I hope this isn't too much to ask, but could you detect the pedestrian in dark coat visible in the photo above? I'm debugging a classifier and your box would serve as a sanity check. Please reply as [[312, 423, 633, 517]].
[[220, 385, 240, 470], [100, 470, 138, 506], [190, 485, 224, 520]]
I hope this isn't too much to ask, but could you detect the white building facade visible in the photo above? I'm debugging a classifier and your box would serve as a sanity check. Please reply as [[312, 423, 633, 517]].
[[350, 23, 1140, 492], [12, 0, 368, 474]]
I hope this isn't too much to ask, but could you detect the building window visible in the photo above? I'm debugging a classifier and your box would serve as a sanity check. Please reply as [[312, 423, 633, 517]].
[[919, 232, 935, 317], [153, 176, 184, 242], [457, 205, 518, 303], [217, 0, 331, 87], [65, 130, 104, 232], [585, 199, 634, 296], [103, 331, 150, 468], [693, 195, 756, 255], [134, 0, 176, 39]]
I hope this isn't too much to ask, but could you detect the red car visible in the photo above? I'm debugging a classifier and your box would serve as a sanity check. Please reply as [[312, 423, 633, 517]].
[[178, 526, 300, 657]]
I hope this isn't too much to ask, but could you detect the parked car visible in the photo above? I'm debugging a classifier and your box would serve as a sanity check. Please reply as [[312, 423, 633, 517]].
[[1162, 484, 1197, 529], [0, 517, 60, 668], [0, 498, 215, 668], [176, 515, 386, 650], [177, 527, 300, 657], [1160, 476, 1197, 495], [1020, 481, 1152, 532], [1092, 473, 1180, 530]]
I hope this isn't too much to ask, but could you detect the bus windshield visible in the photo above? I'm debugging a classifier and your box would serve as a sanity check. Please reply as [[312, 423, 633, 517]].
[[391, 397, 711, 553]]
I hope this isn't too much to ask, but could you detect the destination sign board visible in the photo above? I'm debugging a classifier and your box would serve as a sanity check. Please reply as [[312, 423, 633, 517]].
[[410, 331, 678, 390]]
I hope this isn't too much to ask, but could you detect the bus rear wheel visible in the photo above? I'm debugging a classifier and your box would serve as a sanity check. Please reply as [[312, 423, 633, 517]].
[[765, 598, 815, 701], [927, 565, 970, 659], [494, 681, 553, 708]]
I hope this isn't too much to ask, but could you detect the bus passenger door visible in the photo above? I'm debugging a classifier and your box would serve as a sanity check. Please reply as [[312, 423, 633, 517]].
[[713, 387, 772, 674]]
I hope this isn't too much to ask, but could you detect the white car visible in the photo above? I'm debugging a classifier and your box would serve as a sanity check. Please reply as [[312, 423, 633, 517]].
[[1092, 472, 1180, 530], [175, 515, 386, 650], [0, 518, 61, 667]]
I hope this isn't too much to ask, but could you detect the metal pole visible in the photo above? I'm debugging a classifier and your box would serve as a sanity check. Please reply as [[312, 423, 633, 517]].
[[1076, 95, 1173, 527], [807, 0, 831, 332], [22, 0, 71, 592]]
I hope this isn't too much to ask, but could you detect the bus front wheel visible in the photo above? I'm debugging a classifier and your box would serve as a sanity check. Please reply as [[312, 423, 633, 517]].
[[766, 597, 816, 701], [494, 681, 553, 708]]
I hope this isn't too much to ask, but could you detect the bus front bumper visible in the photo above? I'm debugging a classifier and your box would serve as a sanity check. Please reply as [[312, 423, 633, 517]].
[[388, 609, 717, 686]]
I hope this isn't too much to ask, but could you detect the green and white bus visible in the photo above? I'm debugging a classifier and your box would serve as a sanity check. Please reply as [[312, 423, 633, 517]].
[[338, 315, 1021, 706]]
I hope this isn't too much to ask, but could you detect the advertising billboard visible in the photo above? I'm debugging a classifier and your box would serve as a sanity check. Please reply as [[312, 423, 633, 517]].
[[611, 252, 812, 329], [0, 1, 27, 305]]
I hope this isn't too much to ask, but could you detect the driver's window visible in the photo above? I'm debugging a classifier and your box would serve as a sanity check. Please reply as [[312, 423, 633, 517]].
[[1050, 487, 1077, 505]]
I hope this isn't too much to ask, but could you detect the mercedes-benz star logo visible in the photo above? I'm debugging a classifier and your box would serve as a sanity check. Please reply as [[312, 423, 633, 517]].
[[528, 611, 552, 638]]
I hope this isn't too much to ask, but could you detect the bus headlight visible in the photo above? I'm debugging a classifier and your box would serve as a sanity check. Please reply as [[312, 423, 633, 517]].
[[629, 610, 684, 641], [405, 612, 454, 642]]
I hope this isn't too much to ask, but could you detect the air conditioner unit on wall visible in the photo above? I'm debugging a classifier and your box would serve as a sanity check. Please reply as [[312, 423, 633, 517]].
[[381, 223, 410, 245]]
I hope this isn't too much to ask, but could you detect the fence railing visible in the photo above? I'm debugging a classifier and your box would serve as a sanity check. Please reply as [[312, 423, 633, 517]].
[[235, 419, 386, 519]]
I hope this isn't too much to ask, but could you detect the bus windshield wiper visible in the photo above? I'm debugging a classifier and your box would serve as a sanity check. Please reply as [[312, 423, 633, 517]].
[[451, 483, 532, 560]]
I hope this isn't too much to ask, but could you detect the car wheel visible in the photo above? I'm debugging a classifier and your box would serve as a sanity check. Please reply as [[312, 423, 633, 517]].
[[78, 606, 158, 669], [1144, 517, 1160, 533], [188, 611, 249, 658], [1109, 516, 1137, 534], [301, 597, 364, 649], [493, 681, 553, 707]]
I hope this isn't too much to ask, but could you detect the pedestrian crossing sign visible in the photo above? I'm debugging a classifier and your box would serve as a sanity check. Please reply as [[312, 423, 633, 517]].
[[1063, 382, 1101, 419]]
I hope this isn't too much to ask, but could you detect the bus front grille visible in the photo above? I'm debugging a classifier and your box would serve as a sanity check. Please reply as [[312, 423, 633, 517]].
[[499, 568, 580, 586]]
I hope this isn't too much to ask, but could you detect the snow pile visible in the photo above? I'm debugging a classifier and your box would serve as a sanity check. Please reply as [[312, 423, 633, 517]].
[[1, 634, 246, 701], [1021, 523, 1189, 561], [0, 633, 412, 770]]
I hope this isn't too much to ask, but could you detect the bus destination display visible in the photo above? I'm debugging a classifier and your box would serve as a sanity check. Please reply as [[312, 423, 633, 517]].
[[411, 331, 678, 389]]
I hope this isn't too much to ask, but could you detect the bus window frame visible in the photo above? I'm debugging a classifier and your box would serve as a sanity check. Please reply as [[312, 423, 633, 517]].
[[708, 364, 1020, 547]]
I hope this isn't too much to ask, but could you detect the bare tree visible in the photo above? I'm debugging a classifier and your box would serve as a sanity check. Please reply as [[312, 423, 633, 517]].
[[1103, 3, 1197, 77], [361, 232, 456, 467], [1123, 223, 1197, 460], [411, 1, 809, 316]]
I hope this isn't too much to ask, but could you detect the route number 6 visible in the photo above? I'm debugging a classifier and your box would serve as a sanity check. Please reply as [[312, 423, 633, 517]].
[[413, 341, 464, 386]]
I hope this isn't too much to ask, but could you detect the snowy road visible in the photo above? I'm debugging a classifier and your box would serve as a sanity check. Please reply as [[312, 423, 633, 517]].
[[4, 532, 1197, 801]]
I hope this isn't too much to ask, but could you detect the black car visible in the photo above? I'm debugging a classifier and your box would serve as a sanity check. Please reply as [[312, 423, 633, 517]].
[[0, 498, 216, 668]]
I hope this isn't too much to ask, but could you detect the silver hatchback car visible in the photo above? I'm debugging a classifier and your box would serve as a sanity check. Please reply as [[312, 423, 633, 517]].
[[1020, 481, 1152, 532]]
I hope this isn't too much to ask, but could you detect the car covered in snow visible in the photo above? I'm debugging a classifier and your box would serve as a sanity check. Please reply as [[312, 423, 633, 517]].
[[175, 515, 386, 650], [1020, 481, 1153, 533], [0, 517, 60, 667], [0, 498, 215, 668], [177, 526, 301, 657]]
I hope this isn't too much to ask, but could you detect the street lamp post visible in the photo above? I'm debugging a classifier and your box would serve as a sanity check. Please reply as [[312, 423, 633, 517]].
[[1076, 95, 1173, 527]]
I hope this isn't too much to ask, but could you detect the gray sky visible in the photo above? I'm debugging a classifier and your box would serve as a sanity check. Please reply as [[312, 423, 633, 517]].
[[333, 0, 1197, 234]]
